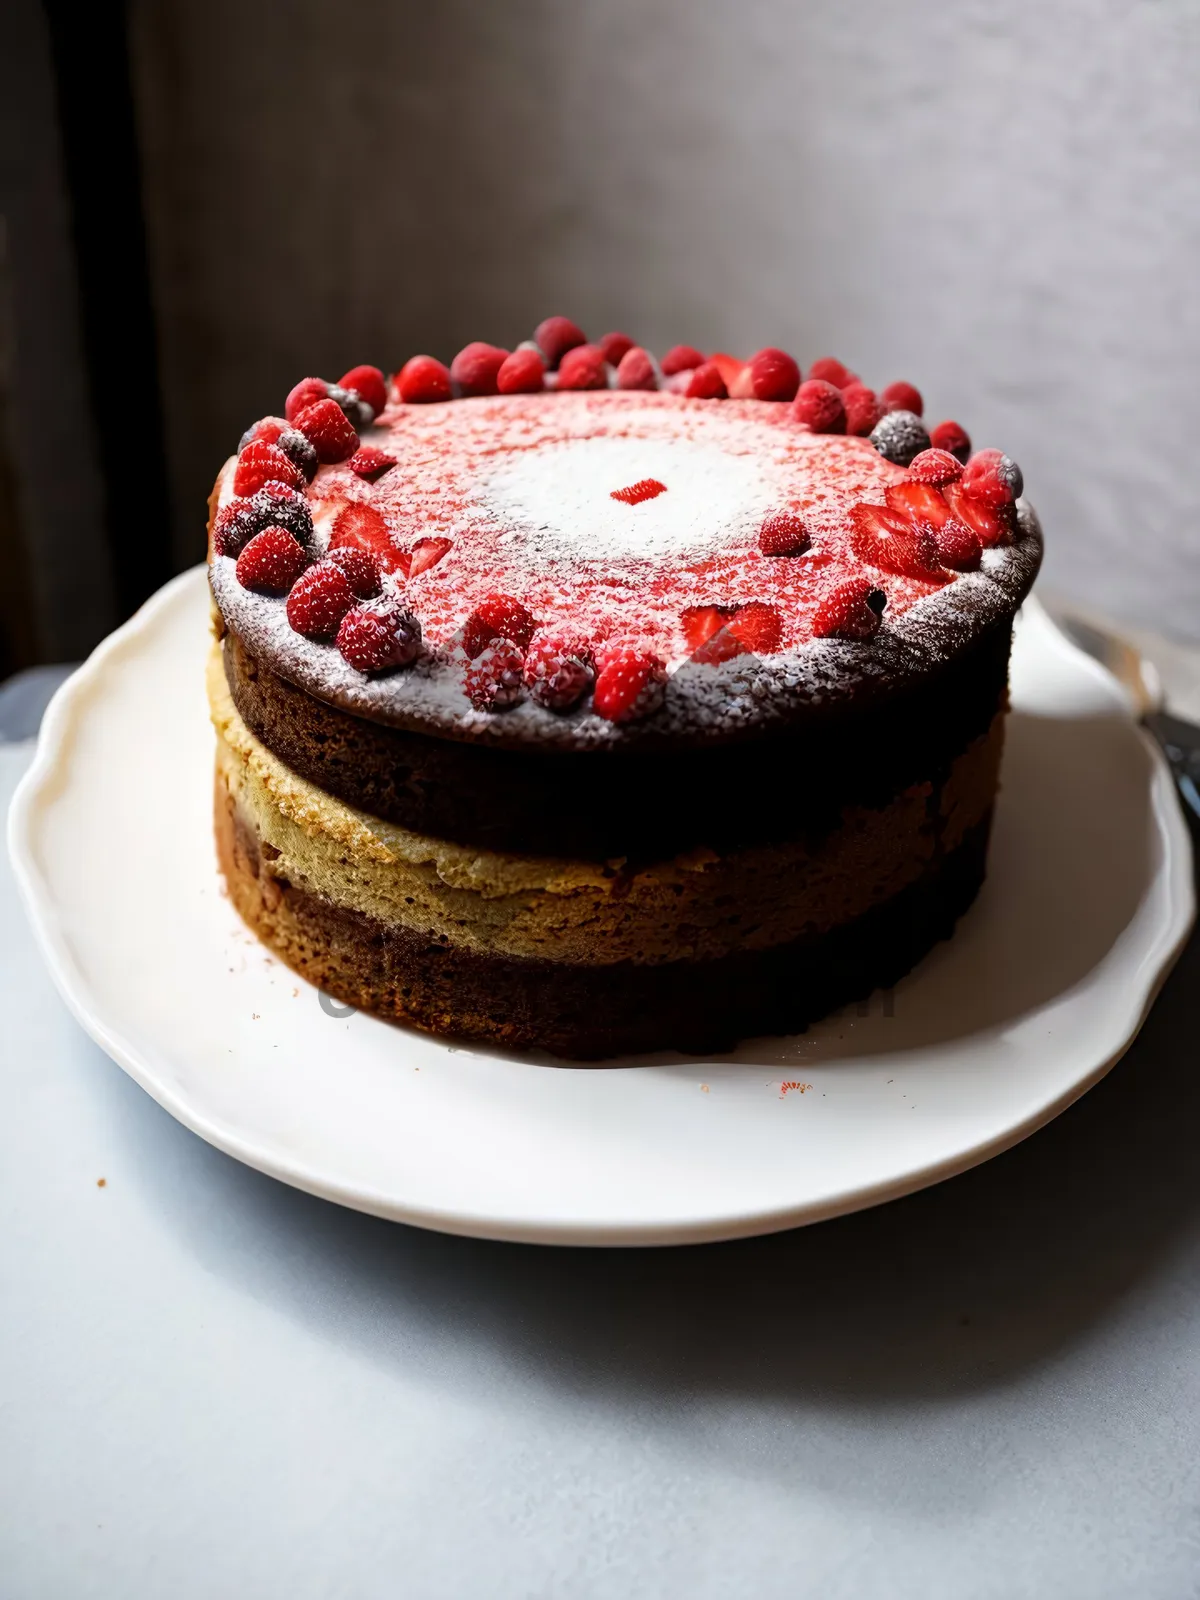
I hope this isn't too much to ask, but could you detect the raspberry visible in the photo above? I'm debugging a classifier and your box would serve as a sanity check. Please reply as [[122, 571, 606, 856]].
[[727, 601, 783, 656], [238, 416, 286, 451], [807, 357, 857, 389], [660, 345, 705, 377], [907, 448, 964, 487], [336, 598, 421, 674], [556, 344, 608, 391], [461, 593, 536, 658], [326, 544, 382, 598], [450, 342, 508, 398], [869, 410, 930, 466], [329, 502, 399, 570], [943, 482, 1013, 548], [931, 520, 982, 570], [849, 503, 946, 582], [285, 560, 357, 640], [615, 346, 658, 391], [325, 384, 374, 432], [285, 377, 329, 424], [930, 419, 972, 463], [403, 536, 454, 578], [396, 355, 452, 405], [599, 332, 636, 366], [464, 639, 526, 710], [348, 446, 397, 482], [496, 348, 545, 394], [534, 316, 587, 368], [790, 379, 846, 433], [843, 384, 885, 437], [213, 485, 315, 558], [962, 448, 1023, 509], [812, 577, 887, 640], [234, 527, 309, 594], [593, 649, 666, 724], [338, 364, 388, 416], [524, 633, 595, 711], [748, 348, 801, 402], [294, 397, 359, 463], [759, 511, 811, 556], [232, 441, 306, 497], [684, 362, 727, 399], [882, 381, 923, 417]]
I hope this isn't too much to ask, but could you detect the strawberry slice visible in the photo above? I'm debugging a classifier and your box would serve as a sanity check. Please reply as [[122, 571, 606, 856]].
[[403, 536, 454, 578], [884, 481, 953, 528], [849, 503, 947, 582], [708, 353, 745, 393], [931, 520, 982, 570], [943, 482, 1013, 548], [727, 602, 783, 656], [682, 605, 734, 654], [328, 503, 405, 574]]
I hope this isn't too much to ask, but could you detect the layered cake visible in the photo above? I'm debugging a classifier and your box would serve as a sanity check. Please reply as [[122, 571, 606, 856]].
[[207, 322, 1041, 1058]]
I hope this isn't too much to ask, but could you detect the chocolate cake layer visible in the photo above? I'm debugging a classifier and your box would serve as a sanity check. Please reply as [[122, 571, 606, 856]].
[[222, 620, 1013, 858], [217, 768, 990, 1060]]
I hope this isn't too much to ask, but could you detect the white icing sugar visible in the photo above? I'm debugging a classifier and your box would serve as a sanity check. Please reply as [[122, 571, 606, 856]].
[[480, 435, 780, 566]]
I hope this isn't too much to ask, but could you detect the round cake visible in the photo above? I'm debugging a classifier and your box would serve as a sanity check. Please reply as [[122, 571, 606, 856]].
[[207, 326, 1042, 1058]]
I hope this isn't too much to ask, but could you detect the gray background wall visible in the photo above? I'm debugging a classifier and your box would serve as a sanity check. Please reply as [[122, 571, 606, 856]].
[[129, 0, 1199, 637]]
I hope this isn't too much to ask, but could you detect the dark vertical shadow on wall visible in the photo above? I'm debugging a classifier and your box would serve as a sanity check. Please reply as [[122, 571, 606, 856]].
[[42, 0, 173, 621]]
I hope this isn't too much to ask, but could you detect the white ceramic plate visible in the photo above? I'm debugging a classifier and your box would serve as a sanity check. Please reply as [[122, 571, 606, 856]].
[[8, 569, 1195, 1245]]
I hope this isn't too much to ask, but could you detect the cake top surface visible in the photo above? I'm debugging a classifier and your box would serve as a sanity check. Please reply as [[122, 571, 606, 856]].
[[207, 334, 1042, 750]]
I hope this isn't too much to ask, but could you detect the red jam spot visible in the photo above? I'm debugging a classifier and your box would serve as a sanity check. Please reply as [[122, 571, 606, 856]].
[[610, 478, 667, 506]]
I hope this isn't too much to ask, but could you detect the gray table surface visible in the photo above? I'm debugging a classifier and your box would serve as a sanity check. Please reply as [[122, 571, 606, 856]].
[[3, 665, 1200, 1600]]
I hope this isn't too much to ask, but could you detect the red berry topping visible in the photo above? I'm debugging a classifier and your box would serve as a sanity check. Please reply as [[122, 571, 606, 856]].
[[396, 355, 452, 405], [329, 501, 399, 569], [285, 560, 356, 641], [234, 526, 309, 594], [684, 362, 727, 400], [336, 598, 421, 674], [592, 649, 667, 724], [284, 377, 329, 424], [962, 448, 1023, 510], [599, 332, 636, 366], [461, 592, 537, 658], [759, 511, 811, 556], [882, 381, 924, 417], [464, 639, 526, 710], [748, 348, 801, 402], [849, 503, 946, 582], [843, 384, 885, 437], [930, 419, 972, 463], [273, 428, 319, 482], [708, 353, 745, 392], [884, 480, 955, 528], [812, 578, 887, 641], [326, 544, 382, 598], [403, 536, 454, 578], [239, 416, 286, 450], [931, 520, 982, 571], [450, 342, 508, 398], [213, 485, 315, 558], [294, 397, 359, 463], [556, 344, 608, 391], [682, 605, 735, 655], [728, 363, 757, 399], [790, 379, 846, 434], [807, 358, 857, 389], [534, 316, 587, 369], [337, 365, 388, 416], [660, 345, 706, 377], [232, 441, 306, 497], [348, 446, 397, 482], [615, 346, 657, 391], [496, 348, 546, 394], [727, 601, 783, 656], [943, 482, 1013, 549], [524, 633, 595, 711], [907, 448, 964, 487]]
